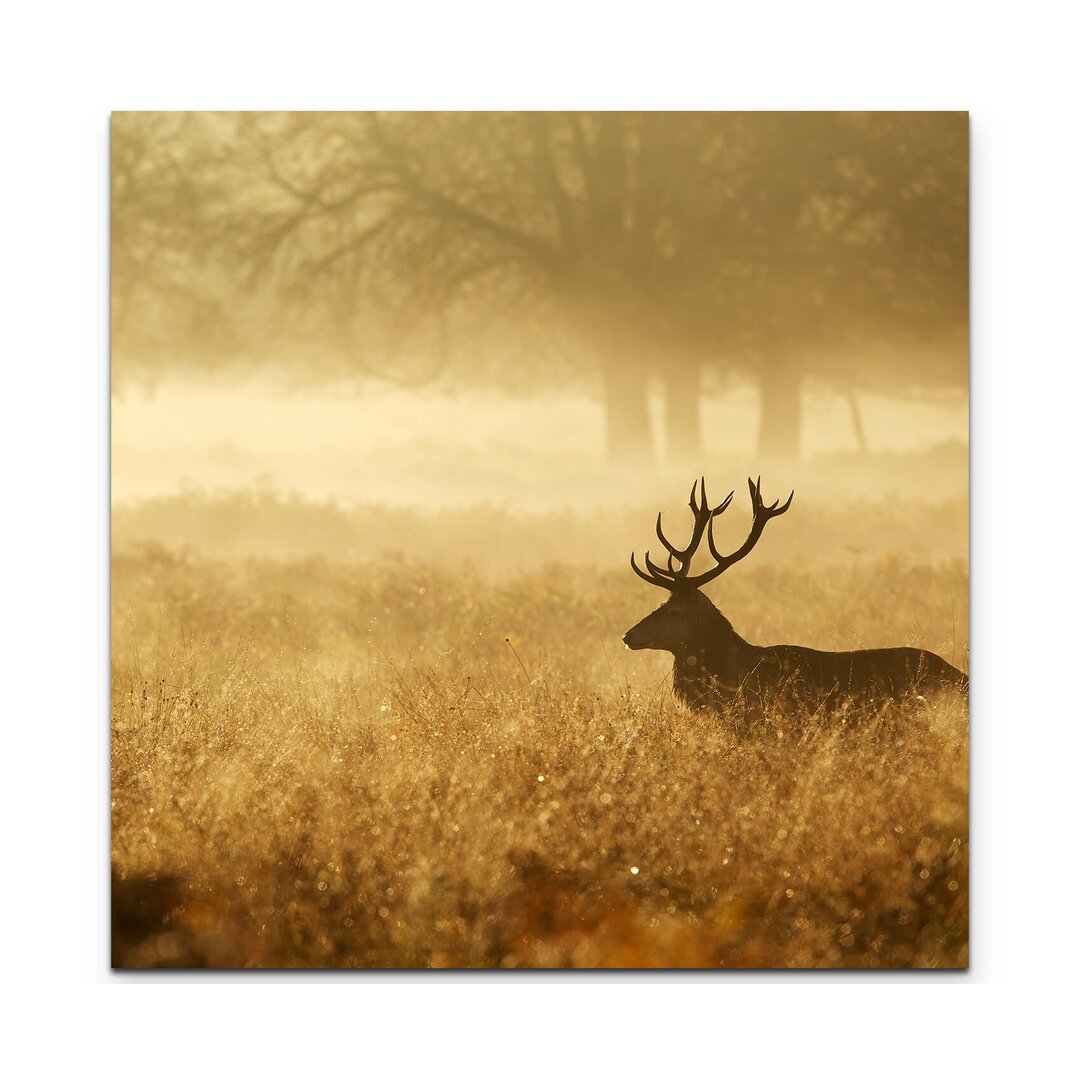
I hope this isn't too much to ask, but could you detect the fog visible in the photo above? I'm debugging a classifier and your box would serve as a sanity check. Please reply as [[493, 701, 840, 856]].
[[113, 375, 966, 509], [112, 111, 967, 560]]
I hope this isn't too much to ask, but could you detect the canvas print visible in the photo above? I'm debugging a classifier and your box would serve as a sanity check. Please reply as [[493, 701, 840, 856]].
[[111, 112, 968, 969]]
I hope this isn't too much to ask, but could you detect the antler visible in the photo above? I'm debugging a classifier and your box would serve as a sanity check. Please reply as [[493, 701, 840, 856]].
[[630, 477, 733, 588], [630, 477, 793, 590]]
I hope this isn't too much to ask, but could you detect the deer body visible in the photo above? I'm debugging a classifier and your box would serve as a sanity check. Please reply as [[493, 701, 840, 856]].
[[626, 588, 966, 714], [626, 478, 968, 716]]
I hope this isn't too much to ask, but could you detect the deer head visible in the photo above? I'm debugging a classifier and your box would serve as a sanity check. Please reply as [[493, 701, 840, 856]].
[[623, 477, 793, 654]]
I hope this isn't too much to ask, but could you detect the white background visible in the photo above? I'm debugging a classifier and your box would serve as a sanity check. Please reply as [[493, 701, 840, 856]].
[[2, 1, 1078, 1074]]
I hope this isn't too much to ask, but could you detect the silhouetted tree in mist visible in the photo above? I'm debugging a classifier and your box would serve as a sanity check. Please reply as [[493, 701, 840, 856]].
[[111, 111, 967, 464], [202, 112, 744, 466], [111, 113, 236, 384], [711, 112, 968, 458]]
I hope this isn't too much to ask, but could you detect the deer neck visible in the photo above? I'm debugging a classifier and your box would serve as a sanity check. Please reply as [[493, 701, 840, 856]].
[[675, 607, 758, 687]]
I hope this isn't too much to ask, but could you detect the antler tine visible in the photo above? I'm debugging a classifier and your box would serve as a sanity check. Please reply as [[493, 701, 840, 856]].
[[706, 513, 722, 564], [705, 491, 736, 562], [748, 475, 792, 515], [751, 474, 794, 516], [630, 552, 673, 589], [638, 481, 709, 587], [656, 477, 714, 571], [655, 512, 678, 556], [630, 552, 653, 586], [632, 478, 792, 593], [644, 551, 679, 580], [688, 477, 795, 588]]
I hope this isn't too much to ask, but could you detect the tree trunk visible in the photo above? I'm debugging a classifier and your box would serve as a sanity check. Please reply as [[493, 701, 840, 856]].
[[664, 364, 703, 466], [757, 356, 802, 459], [603, 359, 654, 467], [846, 388, 868, 454]]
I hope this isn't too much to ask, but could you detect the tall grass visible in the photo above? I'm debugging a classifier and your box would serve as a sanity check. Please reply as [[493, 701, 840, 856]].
[[111, 526, 968, 968]]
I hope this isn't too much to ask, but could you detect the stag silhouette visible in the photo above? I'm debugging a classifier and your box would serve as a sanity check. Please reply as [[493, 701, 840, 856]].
[[624, 478, 967, 715]]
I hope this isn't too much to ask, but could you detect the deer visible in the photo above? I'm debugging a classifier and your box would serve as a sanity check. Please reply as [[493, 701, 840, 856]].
[[623, 478, 967, 718]]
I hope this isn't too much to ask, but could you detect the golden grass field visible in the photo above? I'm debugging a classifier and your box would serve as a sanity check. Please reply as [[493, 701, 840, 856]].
[[111, 500, 968, 969]]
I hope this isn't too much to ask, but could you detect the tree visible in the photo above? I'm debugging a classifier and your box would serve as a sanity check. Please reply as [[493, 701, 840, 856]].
[[111, 112, 968, 464], [111, 112, 236, 387], [198, 112, 752, 466], [707, 112, 968, 458]]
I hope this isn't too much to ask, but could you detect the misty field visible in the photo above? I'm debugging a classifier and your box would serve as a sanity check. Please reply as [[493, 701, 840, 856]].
[[111, 501, 968, 969]]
